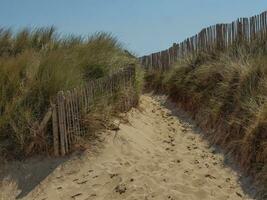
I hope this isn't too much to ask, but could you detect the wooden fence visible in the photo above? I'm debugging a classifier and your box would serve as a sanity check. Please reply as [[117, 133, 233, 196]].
[[45, 66, 137, 156], [140, 10, 267, 70]]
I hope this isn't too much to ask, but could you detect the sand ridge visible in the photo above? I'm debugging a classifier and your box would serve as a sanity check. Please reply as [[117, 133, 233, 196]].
[[0, 94, 253, 200]]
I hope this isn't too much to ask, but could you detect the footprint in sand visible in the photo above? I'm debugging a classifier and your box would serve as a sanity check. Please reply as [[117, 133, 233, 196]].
[[110, 173, 119, 179], [71, 193, 82, 199], [205, 174, 216, 179], [3, 95, 249, 200], [167, 195, 176, 200], [77, 180, 88, 184], [114, 183, 127, 194], [192, 178, 207, 187], [193, 160, 200, 165]]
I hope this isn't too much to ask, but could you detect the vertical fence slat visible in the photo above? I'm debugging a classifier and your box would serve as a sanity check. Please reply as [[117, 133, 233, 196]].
[[50, 65, 137, 155], [52, 103, 59, 156], [65, 92, 72, 148], [57, 91, 66, 156], [139, 10, 267, 71], [62, 93, 69, 154], [67, 91, 74, 143]]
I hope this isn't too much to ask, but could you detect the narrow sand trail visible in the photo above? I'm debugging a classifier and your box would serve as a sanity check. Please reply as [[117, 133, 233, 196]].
[[1, 95, 252, 200]]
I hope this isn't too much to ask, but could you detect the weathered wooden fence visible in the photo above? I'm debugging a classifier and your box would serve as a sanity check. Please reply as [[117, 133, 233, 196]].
[[140, 10, 267, 70], [49, 66, 136, 156]]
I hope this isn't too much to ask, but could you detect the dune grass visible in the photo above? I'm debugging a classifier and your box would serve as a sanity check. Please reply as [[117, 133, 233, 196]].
[[0, 27, 141, 159], [146, 43, 267, 196]]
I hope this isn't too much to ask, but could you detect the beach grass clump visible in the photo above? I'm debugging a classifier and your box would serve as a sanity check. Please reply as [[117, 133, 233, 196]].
[[0, 27, 140, 158], [146, 45, 267, 196]]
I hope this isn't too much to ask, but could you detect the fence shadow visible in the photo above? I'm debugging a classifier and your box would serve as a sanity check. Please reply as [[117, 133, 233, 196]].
[[0, 155, 69, 199], [0, 65, 137, 199]]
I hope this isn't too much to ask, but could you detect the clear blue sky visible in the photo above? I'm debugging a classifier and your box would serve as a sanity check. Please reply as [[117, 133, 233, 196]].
[[0, 0, 266, 56]]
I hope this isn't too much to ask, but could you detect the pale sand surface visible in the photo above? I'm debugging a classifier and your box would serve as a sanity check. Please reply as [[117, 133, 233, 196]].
[[0, 94, 254, 200]]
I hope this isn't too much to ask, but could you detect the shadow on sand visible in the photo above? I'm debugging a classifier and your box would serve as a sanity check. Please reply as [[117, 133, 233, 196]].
[[0, 155, 69, 199]]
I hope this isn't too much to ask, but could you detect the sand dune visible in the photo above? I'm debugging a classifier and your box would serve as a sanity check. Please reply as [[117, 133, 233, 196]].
[[0, 94, 253, 200]]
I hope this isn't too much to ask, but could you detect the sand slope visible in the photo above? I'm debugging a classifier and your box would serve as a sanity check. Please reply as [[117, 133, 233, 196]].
[[0, 95, 253, 200]]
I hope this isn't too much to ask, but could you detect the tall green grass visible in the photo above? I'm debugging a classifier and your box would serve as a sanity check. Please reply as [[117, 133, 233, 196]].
[[146, 44, 267, 197], [0, 27, 139, 158]]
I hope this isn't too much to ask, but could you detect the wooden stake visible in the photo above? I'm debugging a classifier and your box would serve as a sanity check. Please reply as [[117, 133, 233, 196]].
[[57, 91, 66, 156], [52, 104, 59, 156]]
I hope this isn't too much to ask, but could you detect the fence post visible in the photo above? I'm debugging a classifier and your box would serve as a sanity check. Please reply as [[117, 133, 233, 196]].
[[138, 10, 267, 70], [52, 103, 59, 156], [57, 91, 66, 156]]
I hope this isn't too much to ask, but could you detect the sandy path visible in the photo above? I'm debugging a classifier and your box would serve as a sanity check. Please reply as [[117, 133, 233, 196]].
[[1, 94, 252, 200]]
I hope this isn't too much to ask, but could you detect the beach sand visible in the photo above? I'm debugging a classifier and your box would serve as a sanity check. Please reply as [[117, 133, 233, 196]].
[[0, 94, 252, 200]]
